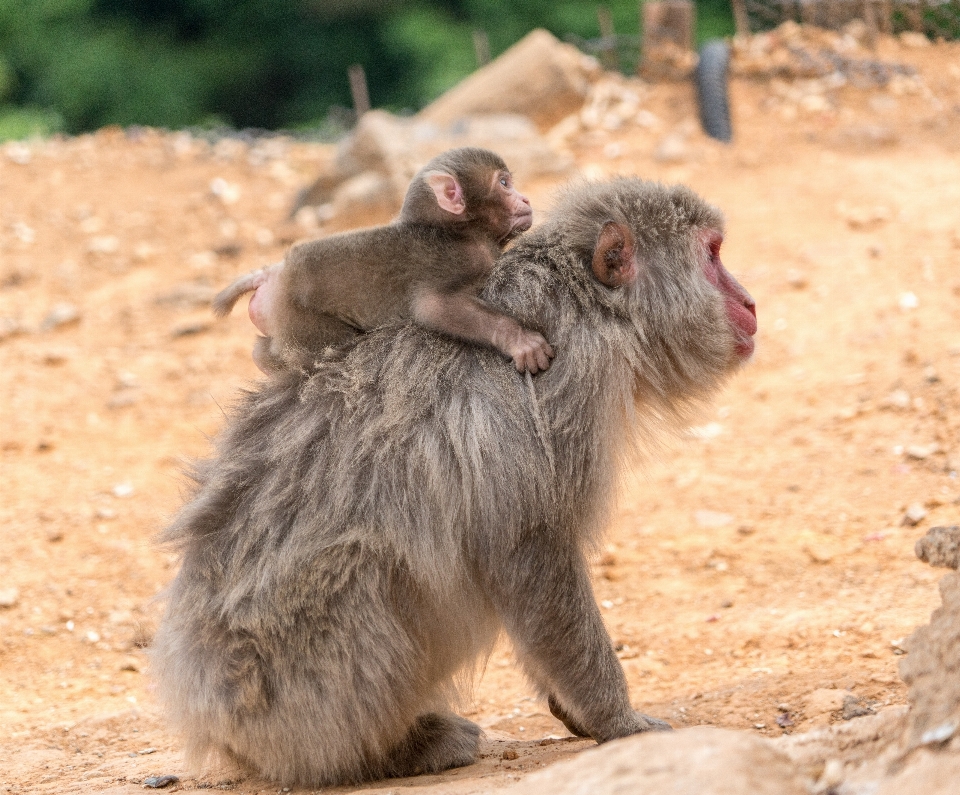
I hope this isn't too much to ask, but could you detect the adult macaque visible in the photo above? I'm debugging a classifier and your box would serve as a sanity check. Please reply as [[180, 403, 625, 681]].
[[213, 147, 553, 374], [152, 178, 757, 787]]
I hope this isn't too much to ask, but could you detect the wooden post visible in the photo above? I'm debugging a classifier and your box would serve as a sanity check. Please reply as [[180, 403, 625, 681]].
[[902, 0, 923, 33], [597, 6, 619, 71], [348, 64, 370, 118], [731, 0, 751, 36], [862, 0, 879, 48], [472, 29, 491, 67], [642, 1, 695, 51], [826, 0, 841, 29], [879, 0, 893, 33]]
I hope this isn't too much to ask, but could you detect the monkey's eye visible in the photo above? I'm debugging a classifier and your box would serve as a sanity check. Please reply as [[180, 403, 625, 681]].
[[499, 175, 510, 188]]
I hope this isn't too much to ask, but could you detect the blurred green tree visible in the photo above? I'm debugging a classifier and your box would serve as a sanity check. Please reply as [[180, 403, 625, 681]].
[[0, 0, 733, 138]]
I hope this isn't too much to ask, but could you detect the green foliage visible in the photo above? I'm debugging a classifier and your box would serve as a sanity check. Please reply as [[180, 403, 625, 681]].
[[0, 105, 62, 141], [0, 0, 736, 137]]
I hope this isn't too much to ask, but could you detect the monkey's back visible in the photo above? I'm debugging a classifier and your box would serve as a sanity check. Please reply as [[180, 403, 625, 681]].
[[282, 224, 488, 334]]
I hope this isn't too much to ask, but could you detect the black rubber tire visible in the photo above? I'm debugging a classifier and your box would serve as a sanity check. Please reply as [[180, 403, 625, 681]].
[[695, 39, 733, 143]]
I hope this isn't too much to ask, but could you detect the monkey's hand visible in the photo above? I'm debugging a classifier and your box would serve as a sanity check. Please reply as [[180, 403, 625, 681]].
[[548, 695, 591, 738], [506, 328, 555, 374], [549, 697, 671, 741]]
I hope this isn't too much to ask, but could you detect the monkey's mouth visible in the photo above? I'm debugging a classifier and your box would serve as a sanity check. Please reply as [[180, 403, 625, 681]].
[[728, 298, 757, 360], [505, 209, 533, 240]]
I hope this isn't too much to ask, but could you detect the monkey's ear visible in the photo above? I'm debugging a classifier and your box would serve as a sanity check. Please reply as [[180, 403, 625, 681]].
[[592, 221, 638, 288], [424, 171, 466, 215]]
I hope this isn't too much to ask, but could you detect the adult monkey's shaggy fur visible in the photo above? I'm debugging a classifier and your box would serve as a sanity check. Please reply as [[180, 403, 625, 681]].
[[151, 179, 757, 787]]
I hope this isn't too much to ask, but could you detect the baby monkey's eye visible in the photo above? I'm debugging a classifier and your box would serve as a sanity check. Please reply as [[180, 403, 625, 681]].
[[500, 174, 510, 187]]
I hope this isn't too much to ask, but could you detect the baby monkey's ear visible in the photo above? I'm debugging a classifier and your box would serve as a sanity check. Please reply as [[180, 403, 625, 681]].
[[425, 171, 466, 215]]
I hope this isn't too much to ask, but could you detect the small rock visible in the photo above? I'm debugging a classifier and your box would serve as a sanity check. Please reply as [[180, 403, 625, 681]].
[[153, 284, 216, 309], [900, 31, 930, 47], [170, 317, 212, 337], [502, 749, 519, 760], [108, 391, 139, 409], [120, 656, 141, 672], [86, 236, 120, 254], [210, 177, 240, 204], [653, 133, 688, 164], [46, 529, 64, 543], [0, 316, 23, 341], [841, 695, 875, 720], [914, 525, 960, 570], [785, 269, 808, 289], [804, 545, 835, 564], [905, 443, 939, 460], [899, 292, 919, 311], [143, 775, 179, 788], [919, 722, 956, 745], [694, 510, 733, 528], [12, 221, 35, 244], [881, 389, 911, 410], [818, 759, 845, 789], [0, 587, 20, 608], [138, 747, 158, 755], [902, 503, 927, 526], [923, 366, 939, 383], [4, 142, 31, 164], [804, 688, 847, 715], [113, 483, 135, 498], [40, 303, 81, 332]]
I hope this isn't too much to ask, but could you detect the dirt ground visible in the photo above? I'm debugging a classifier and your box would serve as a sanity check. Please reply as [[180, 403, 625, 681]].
[[2, 31, 960, 794]]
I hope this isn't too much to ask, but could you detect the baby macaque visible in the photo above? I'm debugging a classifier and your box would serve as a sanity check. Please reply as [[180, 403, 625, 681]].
[[213, 147, 553, 374]]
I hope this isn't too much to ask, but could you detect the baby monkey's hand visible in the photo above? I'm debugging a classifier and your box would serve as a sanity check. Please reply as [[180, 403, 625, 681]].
[[508, 329, 554, 374]]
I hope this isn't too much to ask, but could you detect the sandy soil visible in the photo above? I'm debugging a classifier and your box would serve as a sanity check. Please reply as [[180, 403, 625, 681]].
[[2, 32, 960, 794]]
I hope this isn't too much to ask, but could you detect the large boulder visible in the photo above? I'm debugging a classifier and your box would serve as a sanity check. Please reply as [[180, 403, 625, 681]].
[[418, 29, 599, 132], [292, 110, 573, 230], [506, 728, 809, 795]]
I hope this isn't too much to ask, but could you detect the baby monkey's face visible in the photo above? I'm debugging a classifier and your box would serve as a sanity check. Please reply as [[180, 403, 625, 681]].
[[487, 170, 532, 245]]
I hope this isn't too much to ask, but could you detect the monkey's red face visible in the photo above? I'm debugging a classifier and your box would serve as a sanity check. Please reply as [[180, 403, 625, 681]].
[[592, 221, 757, 362], [702, 233, 757, 360], [490, 171, 533, 244]]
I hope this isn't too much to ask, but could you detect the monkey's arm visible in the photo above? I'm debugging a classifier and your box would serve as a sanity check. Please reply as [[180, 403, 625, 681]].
[[485, 540, 670, 741], [411, 288, 554, 374]]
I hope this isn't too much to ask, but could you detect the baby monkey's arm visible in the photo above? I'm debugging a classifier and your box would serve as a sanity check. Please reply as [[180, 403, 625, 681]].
[[411, 288, 554, 374]]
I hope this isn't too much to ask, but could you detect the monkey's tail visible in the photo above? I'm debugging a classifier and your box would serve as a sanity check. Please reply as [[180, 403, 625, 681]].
[[211, 269, 267, 318], [525, 371, 556, 478]]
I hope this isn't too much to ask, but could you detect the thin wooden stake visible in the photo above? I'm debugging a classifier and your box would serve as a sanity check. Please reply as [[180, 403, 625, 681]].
[[879, 0, 893, 33], [348, 64, 370, 118], [597, 6, 618, 71], [472, 29, 491, 67], [863, 0, 879, 49], [731, 0, 751, 36]]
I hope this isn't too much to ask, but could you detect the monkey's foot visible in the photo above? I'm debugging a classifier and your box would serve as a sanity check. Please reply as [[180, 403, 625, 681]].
[[384, 712, 480, 778]]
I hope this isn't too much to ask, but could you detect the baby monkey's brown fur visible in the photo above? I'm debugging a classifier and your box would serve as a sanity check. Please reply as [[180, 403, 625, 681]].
[[213, 147, 553, 374]]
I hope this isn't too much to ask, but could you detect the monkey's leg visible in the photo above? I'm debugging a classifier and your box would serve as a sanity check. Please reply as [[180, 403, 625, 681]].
[[382, 713, 481, 778], [489, 543, 671, 742]]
